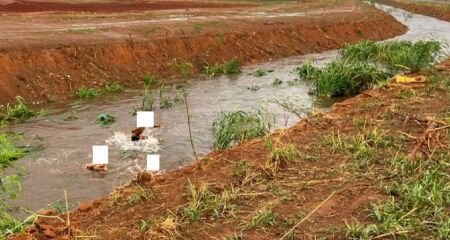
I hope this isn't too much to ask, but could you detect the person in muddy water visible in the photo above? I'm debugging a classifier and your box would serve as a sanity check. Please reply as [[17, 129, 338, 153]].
[[131, 125, 160, 141]]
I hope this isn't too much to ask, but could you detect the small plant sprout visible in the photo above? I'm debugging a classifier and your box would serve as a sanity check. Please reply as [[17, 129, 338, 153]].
[[95, 113, 116, 126], [253, 69, 267, 77], [126, 186, 155, 207], [247, 85, 261, 91], [204, 59, 242, 76], [142, 73, 158, 87], [64, 111, 79, 121], [272, 78, 283, 86], [251, 210, 278, 228]]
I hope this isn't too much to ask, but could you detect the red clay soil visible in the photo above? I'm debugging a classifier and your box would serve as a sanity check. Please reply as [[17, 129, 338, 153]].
[[0, 1, 252, 13], [0, 7, 406, 104], [11, 61, 450, 240], [378, 0, 450, 21]]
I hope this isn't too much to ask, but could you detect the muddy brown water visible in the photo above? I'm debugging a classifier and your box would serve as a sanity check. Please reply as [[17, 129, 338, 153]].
[[7, 4, 450, 214]]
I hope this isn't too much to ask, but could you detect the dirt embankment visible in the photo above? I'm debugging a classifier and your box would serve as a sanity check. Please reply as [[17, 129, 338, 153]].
[[0, 9, 406, 104], [0, 1, 253, 13], [378, 0, 450, 21]]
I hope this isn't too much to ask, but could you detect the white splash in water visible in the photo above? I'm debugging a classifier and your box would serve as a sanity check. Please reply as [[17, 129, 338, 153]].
[[106, 128, 159, 153]]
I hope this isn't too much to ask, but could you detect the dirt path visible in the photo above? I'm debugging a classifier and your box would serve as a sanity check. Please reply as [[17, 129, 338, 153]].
[[0, 0, 406, 104], [378, 0, 450, 21]]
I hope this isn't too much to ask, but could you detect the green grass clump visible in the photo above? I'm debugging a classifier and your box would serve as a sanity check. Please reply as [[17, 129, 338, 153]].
[[313, 60, 390, 97], [0, 133, 24, 170], [182, 180, 235, 221], [340, 40, 445, 73], [0, 96, 36, 124], [204, 59, 242, 76], [213, 111, 269, 150], [74, 87, 100, 99], [298, 40, 445, 97]]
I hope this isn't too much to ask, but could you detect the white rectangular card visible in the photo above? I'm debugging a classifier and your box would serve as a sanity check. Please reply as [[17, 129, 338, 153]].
[[92, 145, 108, 164], [146, 154, 160, 171], [137, 111, 154, 128]]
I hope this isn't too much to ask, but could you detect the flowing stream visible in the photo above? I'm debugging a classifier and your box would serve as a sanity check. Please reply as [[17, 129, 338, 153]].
[[8, 3, 450, 212]]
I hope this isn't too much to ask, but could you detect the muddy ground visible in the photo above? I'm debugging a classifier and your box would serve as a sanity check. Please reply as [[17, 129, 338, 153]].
[[378, 0, 450, 22], [11, 60, 450, 240], [0, 0, 406, 104]]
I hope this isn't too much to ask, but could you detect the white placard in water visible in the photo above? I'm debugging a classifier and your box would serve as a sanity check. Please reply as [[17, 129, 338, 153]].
[[92, 145, 108, 164], [137, 111, 154, 128], [146, 154, 160, 171]]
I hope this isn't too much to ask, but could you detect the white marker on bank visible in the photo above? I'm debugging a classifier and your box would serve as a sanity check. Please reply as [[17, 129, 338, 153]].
[[136, 111, 155, 128], [146, 154, 160, 172], [92, 145, 109, 164]]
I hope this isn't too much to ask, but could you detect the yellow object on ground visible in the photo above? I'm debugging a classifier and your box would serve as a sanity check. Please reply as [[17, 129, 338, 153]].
[[394, 75, 426, 83]]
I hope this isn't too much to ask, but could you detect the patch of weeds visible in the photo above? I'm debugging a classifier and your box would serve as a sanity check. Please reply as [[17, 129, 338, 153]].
[[247, 85, 260, 91], [170, 59, 194, 78], [182, 180, 236, 221], [126, 186, 155, 207], [353, 151, 450, 239], [253, 69, 267, 77], [74, 87, 100, 99], [266, 137, 299, 170], [345, 221, 378, 240], [204, 59, 242, 77], [94, 113, 116, 126], [272, 78, 283, 86], [158, 85, 173, 109], [0, 133, 26, 238], [250, 210, 278, 229], [65, 27, 98, 33], [322, 128, 393, 169], [103, 82, 123, 93], [139, 215, 180, 239], [232, 160, 254, 185], [64, 111, 79, 121], [142, 73, 158, 87], [213, 111, 269, 150], [0, 96, 36, 123]]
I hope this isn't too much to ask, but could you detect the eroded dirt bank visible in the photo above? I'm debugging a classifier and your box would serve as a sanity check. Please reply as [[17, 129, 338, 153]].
[[378, 0, 450, 21], [0, 7, 406, 104], [13, 60, 450, 240]]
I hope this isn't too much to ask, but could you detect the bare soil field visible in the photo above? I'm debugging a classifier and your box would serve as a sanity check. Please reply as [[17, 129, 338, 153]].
[[378, 0, 450, 21], [0, 0, 406, 104]]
